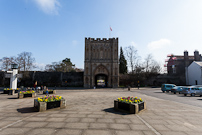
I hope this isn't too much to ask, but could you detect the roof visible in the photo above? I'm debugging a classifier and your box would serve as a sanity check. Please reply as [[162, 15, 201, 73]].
[[168, 56, 195, 61], [175, 56, 194, 59], [195, 61, 202, 67]]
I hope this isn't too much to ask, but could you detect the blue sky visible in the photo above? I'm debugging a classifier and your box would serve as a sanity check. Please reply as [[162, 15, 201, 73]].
[[1, 0, 202, 71]]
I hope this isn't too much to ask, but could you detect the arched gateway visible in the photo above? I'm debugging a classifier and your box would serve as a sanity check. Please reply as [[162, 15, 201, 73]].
[[84, 37, 119, 88]]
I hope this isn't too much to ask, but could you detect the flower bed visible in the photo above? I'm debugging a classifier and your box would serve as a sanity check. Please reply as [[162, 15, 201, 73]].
[[42, 90, 56, 94], [18, 90, 36, 99], [3, 88, 21, 95], [34, 95, 66, 112], [114, 96, 146, 114]]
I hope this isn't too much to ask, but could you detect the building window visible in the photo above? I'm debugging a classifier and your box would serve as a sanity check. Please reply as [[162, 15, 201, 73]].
[[173, 68, 176, 74], [172, 65, 176, 74]]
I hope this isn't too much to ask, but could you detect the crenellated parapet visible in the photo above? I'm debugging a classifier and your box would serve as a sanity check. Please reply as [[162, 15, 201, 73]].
[[85, 37, 118, 42]]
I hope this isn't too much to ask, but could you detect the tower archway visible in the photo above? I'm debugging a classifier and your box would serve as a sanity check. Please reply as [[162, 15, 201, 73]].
[[93, 65, 109, 88], [95, 74, 108, 87]]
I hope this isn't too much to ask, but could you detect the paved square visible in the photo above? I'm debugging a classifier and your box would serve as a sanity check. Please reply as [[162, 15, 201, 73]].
[[1, 88, 202, 135]]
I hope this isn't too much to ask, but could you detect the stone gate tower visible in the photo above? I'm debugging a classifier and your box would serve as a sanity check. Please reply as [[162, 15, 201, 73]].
[[84, 37, 119, 88]]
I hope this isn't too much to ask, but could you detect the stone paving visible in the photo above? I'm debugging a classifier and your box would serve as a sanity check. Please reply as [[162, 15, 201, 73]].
[[0, 88, 202, 135]]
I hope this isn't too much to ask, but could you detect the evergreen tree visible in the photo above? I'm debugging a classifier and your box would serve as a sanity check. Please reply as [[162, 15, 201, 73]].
[[119, 47, 127, 74]]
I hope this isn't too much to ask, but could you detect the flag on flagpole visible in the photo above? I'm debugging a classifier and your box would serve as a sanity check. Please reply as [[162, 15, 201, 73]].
[[110, 27, 112, 31]]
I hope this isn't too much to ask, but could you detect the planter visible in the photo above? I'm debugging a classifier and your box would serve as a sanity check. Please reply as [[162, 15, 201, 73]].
[[18, 93, 36, 99], [43, 90, 56, 94], [3, 90, 9, 94], [47, 101, 60, 109], [114, 100, 146, 114], [15, 90, 20, 93], [3, 90, 15, 95], [138, 102, 145, 111], [8, 90, 15, 95], [34, 99, 66, 112], [3, 89, 20, 95]]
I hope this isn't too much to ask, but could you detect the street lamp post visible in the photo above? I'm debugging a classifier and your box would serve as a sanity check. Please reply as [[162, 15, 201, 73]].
[[7, 64, 18, 90]]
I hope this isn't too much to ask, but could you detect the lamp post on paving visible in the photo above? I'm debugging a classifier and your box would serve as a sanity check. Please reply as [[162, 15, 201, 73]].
[[5, 64, 23, 95], [7, 64, 18, 90]]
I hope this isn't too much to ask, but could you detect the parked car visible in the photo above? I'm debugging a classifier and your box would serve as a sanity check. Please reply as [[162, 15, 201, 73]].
[[181, 86, 202, 96], [161, 84, 176, 93], [191, 85, 202, 87], [171, 86, 186, 94]]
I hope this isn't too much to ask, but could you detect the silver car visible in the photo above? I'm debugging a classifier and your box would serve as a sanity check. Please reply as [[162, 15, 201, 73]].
[[181, 86, 202, 96], [171, 86, 186, 94]]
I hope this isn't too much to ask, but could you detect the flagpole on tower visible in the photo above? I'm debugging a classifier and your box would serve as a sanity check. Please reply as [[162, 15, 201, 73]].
[[109, 25, 112, 38]]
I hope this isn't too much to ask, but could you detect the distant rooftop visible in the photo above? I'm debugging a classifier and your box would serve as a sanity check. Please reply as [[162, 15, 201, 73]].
[[195, 61, 202, 66]]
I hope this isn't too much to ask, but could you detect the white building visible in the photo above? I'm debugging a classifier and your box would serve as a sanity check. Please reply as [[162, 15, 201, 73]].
[[187, 61, 202, 85]]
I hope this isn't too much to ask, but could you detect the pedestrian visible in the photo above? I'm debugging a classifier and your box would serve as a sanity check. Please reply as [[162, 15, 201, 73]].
[[45, 88, 49, 96], [41, 85, 43, 93], [34, 83, 36, 90]]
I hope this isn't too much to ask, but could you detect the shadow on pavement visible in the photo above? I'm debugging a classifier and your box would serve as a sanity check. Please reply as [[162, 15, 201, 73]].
[[154, 92, 163, 93], [17, 107, 38, 113], [102, 108, 130, 115], [7, 97, 18, 99], [197, 99, 202, 100]]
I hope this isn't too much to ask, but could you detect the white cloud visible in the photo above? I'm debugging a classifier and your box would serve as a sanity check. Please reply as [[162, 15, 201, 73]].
[[130, 41, 137, 47], [147, 39, 171, 50], [33, 0, 60, 15]]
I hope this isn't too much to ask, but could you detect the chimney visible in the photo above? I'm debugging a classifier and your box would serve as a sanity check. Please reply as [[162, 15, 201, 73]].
[[184, 50, 188, 60], [184, 50, 189, 67], [194, 50, 200, 61]]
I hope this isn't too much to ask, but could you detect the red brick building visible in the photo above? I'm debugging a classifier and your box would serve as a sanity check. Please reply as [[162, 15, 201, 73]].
[[165, 50, 202, 75], [164, 50, 202, 85]]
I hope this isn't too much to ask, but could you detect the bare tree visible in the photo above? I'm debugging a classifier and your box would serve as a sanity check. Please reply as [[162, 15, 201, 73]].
[[0, 56, 15, 71], [144, 54, 161, 74], [125, 45, 140, 74], [45, 64, 54, 72], [16, 52, 36, 71], [144, 54, 153, 73]]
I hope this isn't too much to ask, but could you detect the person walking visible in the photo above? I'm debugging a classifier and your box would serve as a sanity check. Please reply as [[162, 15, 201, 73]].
[[45, 88, 49, 96]]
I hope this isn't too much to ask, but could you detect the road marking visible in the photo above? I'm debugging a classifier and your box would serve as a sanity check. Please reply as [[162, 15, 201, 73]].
[[0, 113, 38, 131], [184, 122, 196, 128], [136, 114, 161, 135]]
